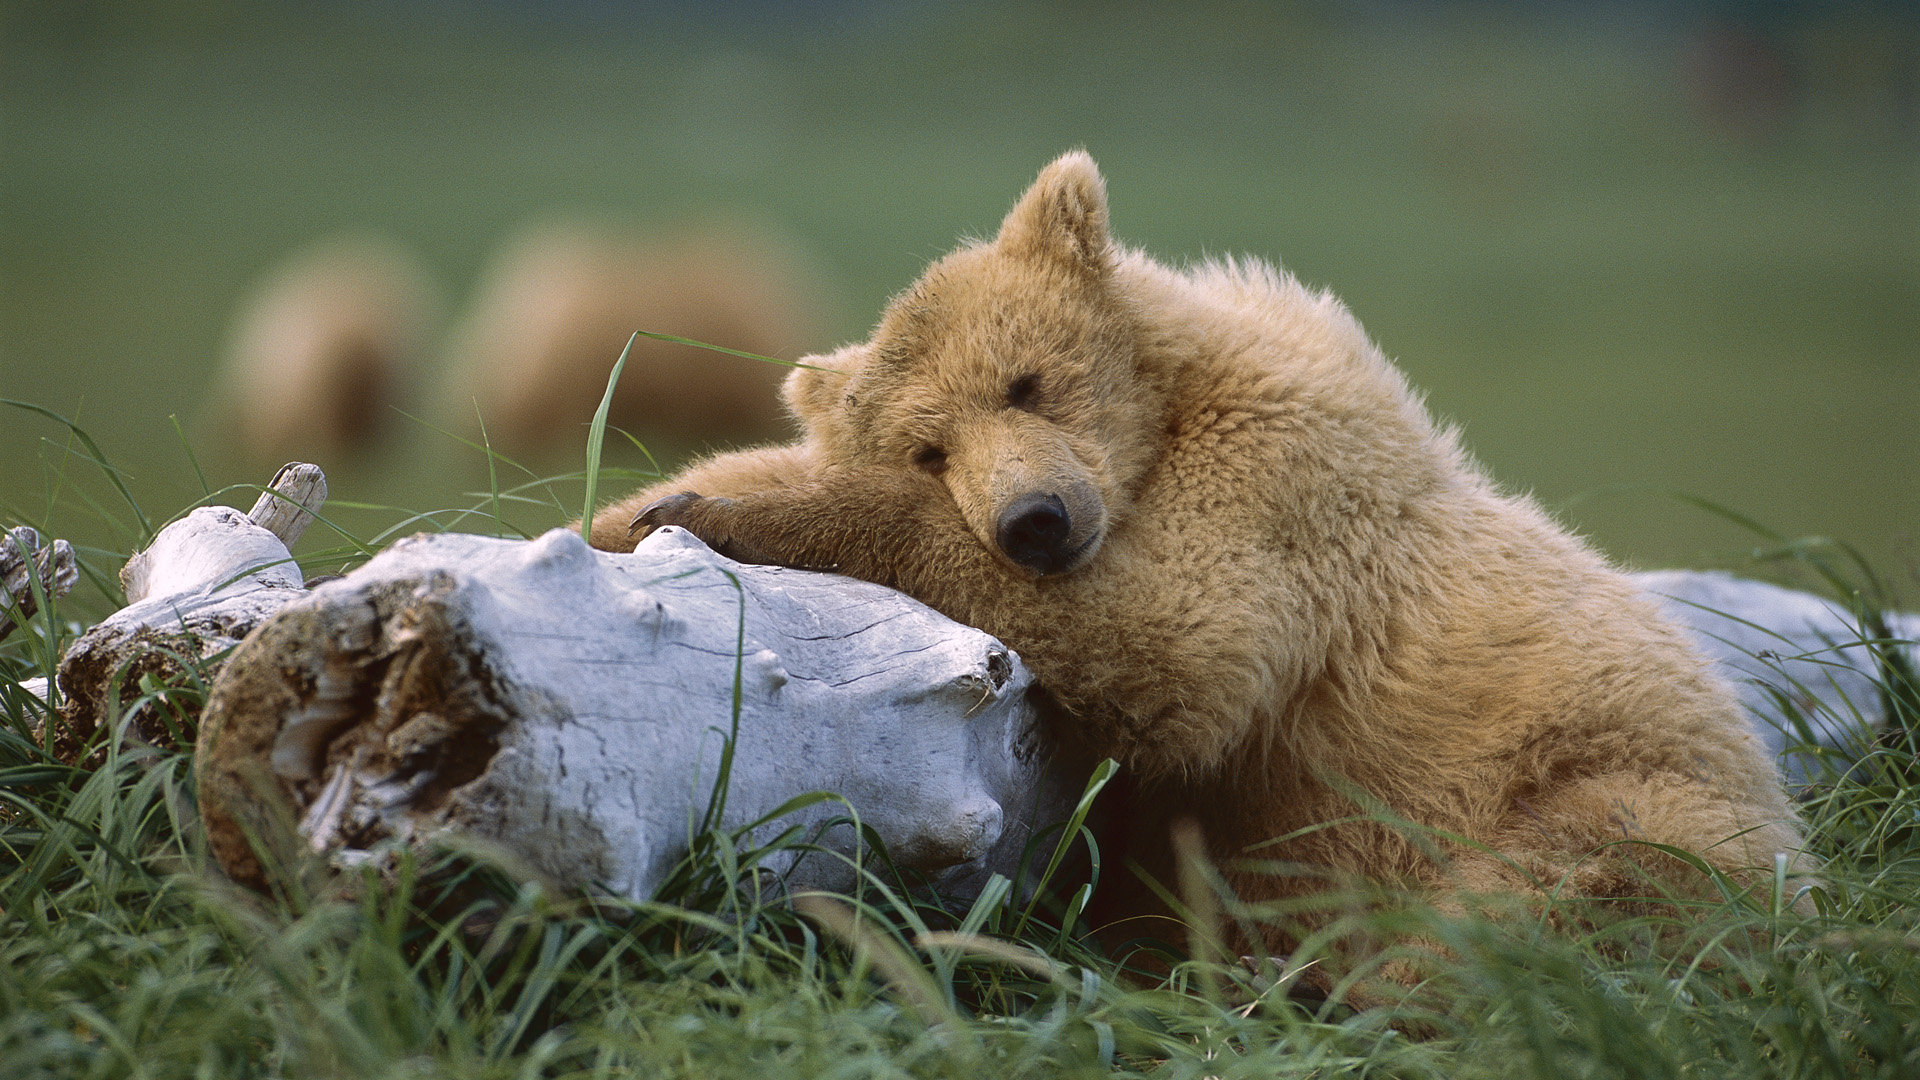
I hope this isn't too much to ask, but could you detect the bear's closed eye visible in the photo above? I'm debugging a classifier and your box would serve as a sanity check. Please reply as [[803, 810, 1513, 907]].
[[912, 446, 949, 475], [1006, 374, 1041, 411]]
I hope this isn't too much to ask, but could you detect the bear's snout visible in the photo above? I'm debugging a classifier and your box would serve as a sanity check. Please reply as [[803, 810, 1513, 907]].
[[996, 490, 1095, 575]]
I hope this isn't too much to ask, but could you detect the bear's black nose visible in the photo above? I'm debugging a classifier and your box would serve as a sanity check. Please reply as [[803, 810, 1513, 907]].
[[996, 492, 1075, 575]]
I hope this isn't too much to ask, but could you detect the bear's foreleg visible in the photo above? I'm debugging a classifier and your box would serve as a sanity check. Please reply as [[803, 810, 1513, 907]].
[[589, 444, 818, 553], [621, 465, 1023, 603]]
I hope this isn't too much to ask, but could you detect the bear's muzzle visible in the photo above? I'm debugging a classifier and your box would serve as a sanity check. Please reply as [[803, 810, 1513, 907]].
[[996, 489, 1099, 576]]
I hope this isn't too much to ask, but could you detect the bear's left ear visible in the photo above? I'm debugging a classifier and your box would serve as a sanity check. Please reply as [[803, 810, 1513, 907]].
[[994, 150, 1112, 279], [781, 345, 861, 425]]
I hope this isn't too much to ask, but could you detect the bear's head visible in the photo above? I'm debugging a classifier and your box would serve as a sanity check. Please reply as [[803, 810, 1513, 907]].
[[782, 151, 1163, 578]]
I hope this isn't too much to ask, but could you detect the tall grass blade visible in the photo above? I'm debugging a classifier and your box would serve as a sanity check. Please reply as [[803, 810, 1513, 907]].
[[3, 399, 154, 542], [580, 333, 636, 544], [166, 413, 211, 499], [698, 567, 749, 837], [1014, 758, 1117, 940], [629, 329, 838, 374]]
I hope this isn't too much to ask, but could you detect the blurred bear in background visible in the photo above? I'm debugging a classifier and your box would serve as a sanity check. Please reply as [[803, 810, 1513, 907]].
[[216, 233, 444, 464], [440, 217, 829, 451]]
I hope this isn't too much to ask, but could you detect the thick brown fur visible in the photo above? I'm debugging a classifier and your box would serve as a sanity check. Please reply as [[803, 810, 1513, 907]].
[[592, 152, 1809, 943]]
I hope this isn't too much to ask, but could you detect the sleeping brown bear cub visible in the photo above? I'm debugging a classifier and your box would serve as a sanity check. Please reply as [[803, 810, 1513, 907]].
[[592, 151, 1808, 950]]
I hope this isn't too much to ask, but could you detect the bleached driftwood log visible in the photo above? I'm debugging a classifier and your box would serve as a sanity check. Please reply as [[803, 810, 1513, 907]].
[[51, 465, 326, 753], [1635, 569, 1919, 785], [196, 526, 1062, 902]]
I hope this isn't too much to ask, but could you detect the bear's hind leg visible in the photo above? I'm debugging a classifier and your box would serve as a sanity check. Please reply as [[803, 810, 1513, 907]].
[[1484, 770, 1812, 913]]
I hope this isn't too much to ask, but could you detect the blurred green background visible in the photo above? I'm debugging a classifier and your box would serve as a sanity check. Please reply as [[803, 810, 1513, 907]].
[[3, 0, 1916, 612]]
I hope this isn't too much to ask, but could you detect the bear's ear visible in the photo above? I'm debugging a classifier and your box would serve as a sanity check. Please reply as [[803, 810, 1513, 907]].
[[994, 150, 1112, 279], [780, 346, 860, 425]]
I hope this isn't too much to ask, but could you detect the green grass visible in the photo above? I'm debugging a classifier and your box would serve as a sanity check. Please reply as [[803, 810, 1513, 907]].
[[2, 409, 1918, 1078]]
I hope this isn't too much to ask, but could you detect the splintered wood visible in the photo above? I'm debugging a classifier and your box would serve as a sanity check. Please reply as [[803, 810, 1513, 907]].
[[1, 526, 77, 642], [49, 466, 324, 755]]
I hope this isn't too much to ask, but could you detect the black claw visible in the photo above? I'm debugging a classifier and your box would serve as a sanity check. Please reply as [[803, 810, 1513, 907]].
[[629, 491, 705, 536]]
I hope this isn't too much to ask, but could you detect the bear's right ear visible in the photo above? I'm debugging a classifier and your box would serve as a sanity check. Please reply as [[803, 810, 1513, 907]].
[[994, 150, 1113, 279], [781, 346, 860, 425]]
